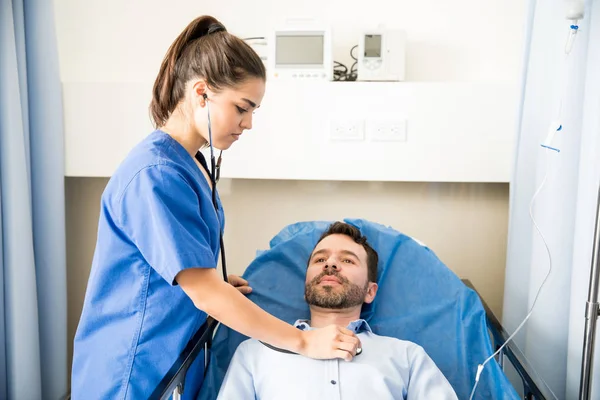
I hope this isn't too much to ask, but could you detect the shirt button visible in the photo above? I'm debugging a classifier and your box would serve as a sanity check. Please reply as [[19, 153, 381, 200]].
[[331, 380, 337, 385]]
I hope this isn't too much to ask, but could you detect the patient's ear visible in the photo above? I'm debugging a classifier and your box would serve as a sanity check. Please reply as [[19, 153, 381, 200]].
[[363, 282, 378, 304]]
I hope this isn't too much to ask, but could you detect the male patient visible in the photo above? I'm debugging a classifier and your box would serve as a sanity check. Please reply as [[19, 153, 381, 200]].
[[217, 222, 458, 399]]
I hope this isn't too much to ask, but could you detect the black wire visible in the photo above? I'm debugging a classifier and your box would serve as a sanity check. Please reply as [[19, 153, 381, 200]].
[[219, 232, 228, 283], [350, 45, 358, 61], [334, 61, 348, 72], [333, 45, 359, 81], [206, 100, 228, 284], [208, 158, 229, 284], [213, 151, 227, 283], [243, 37, 265, 41], [333, 61, 349, 81]]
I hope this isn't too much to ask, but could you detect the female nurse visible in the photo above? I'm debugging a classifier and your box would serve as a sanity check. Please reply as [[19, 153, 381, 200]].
[[70, 15, 360, 400]]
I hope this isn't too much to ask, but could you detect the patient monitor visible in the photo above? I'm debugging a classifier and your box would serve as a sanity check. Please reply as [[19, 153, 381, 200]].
[[268, 22, 333, 81], [357, 28, 406, 82]]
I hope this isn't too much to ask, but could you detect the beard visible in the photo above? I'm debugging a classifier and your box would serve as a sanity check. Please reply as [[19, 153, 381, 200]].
[[304, 270, 368, 309]]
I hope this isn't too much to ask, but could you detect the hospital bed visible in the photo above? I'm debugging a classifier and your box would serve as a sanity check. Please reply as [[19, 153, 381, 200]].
[[150, 219, 554, 400]]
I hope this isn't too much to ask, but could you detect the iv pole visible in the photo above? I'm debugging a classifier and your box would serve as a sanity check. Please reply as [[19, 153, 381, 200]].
[[579, 182, 600, 400], [560, 1, 595, 397]]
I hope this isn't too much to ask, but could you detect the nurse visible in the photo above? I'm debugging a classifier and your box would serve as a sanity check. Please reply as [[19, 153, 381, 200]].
[[70, 15, 360, 400]]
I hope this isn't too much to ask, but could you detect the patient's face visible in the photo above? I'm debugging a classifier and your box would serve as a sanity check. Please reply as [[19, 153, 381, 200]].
[[304, 234, 377, 309]]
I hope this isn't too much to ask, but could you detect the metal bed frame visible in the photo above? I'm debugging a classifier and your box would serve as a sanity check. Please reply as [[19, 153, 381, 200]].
[[149, 279, 554, 400]]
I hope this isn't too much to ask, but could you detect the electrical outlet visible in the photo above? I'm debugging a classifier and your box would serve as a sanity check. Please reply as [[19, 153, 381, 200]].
[[329, 120, 365, 141], [368, 119, 407, 142]]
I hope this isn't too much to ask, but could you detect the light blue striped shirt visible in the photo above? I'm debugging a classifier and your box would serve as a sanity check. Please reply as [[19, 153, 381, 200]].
[[217, 319, 458, 400]]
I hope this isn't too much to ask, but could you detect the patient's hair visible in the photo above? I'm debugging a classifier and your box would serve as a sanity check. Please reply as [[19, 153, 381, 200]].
[[150, 15, 266, 127], [313, 222, 379, 282]]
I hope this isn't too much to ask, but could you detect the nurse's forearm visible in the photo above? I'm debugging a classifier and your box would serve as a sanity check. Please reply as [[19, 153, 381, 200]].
[[176, 267, 305, 354]]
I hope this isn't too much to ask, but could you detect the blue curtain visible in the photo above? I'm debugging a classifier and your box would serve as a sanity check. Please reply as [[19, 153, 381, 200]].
[[0, 0, 67, 398]]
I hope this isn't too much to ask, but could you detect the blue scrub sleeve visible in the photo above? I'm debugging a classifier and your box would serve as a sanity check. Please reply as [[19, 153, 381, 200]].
[[118, 164, 217, 285]]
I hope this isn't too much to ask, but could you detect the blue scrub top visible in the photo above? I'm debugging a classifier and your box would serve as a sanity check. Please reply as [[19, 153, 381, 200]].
[[71, 130, 225, 399]]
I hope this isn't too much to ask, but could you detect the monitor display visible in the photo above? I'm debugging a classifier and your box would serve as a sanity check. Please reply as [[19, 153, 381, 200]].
[[275, 35, 324, 65], [364, 34, 382, 58]]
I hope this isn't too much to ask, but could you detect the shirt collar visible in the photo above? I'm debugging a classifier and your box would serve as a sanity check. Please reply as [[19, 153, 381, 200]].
[[293, 319, 372, 334]]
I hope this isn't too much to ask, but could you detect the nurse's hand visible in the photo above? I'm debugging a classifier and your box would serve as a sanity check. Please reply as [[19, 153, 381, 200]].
[[300, 324, 361, 362], [228, 274, 252, 295]]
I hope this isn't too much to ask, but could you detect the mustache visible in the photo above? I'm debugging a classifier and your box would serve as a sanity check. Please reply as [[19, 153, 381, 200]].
[[312, 269, 349, 285]]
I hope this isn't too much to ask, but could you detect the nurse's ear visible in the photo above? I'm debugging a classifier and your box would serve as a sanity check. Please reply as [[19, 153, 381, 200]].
[[191, 79, 209, 107]]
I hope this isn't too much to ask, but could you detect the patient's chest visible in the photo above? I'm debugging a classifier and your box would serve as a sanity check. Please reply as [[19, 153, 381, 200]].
[[251, 333, 410, 400]]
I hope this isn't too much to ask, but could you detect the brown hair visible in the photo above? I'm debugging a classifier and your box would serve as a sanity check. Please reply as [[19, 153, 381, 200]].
[[312, 222, 379, 282], [150, 15, 266, 127]]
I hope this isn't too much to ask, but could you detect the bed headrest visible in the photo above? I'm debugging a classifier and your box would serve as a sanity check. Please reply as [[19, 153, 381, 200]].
[[197, 218, 518, 400]]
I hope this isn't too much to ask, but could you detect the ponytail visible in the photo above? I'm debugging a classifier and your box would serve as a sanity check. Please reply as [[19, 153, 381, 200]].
[[149, 16, 265, 128]]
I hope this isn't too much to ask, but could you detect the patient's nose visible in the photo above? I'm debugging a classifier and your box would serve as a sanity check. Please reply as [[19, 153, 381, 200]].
[[324, 263, 338, 271]]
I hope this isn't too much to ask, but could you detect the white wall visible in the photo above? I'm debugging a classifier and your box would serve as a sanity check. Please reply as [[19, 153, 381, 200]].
[[53, 0, 525, 83], [55, 0, 527, 385], [62, 81, 517, 181], [55, 0, 526, 181]]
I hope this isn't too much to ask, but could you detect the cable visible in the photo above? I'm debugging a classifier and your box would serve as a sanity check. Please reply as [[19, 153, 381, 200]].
[[333, 45, 358, 81], [349, 44, 358, 77], [468, 20, 581, 399], [469, 151, 555, 400], [206, 98, 215, 174], [206, 98, 229, 284]]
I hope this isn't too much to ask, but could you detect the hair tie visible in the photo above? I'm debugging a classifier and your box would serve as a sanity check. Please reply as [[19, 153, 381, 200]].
[[207, 23, 226, 35]]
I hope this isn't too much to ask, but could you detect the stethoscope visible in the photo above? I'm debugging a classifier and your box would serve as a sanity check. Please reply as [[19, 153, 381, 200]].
[[196, 94, 228, 284], [199, 94, 362, 357]]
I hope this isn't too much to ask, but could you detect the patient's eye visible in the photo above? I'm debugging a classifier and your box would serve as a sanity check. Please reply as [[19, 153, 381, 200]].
[[342, 259, 354, 264], [315, 257, 326, 263]]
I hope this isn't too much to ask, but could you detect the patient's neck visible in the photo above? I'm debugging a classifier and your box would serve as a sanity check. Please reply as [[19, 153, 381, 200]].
[[308, 306, 361, 329]]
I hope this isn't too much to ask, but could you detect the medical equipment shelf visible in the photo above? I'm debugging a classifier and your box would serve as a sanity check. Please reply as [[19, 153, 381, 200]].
[[150, 279, 554, 400], [63, 80, 515, 183], [462, 279, 554, 400]]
